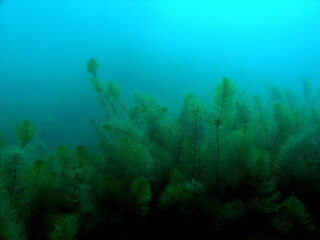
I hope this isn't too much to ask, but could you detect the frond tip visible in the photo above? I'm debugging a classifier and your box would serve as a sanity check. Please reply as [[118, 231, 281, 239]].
[[212, 77, 236, 125], [85, 57, 99, 75], [15, 120, 36, 148]]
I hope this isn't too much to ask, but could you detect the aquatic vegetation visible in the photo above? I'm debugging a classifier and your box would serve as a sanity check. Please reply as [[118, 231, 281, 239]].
[[15, 120, 36, 148], [0, 58, 320, 239], [211, 77, 236, 190]]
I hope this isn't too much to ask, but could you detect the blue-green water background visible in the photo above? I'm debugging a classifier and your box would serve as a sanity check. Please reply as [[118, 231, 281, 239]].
[[0, 0, 319, 149]]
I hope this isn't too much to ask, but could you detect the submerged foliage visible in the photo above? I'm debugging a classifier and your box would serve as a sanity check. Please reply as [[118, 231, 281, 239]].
[[0, 58, 319, 239], [15, 120, 36, 148]]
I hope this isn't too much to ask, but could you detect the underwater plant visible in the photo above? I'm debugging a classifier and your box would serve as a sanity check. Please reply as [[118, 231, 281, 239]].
[[209, 77, 236, 191], [15, 120, 36, 148], [86, 58, 111, 120]]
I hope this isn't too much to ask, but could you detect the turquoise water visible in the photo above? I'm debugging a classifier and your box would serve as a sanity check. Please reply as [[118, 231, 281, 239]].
[[1, 2, 320, 239], [0, 0, 319, 147]]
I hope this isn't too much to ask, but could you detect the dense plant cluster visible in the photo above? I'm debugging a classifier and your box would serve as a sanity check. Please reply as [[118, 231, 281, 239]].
[[0, 58, 319, 239]]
